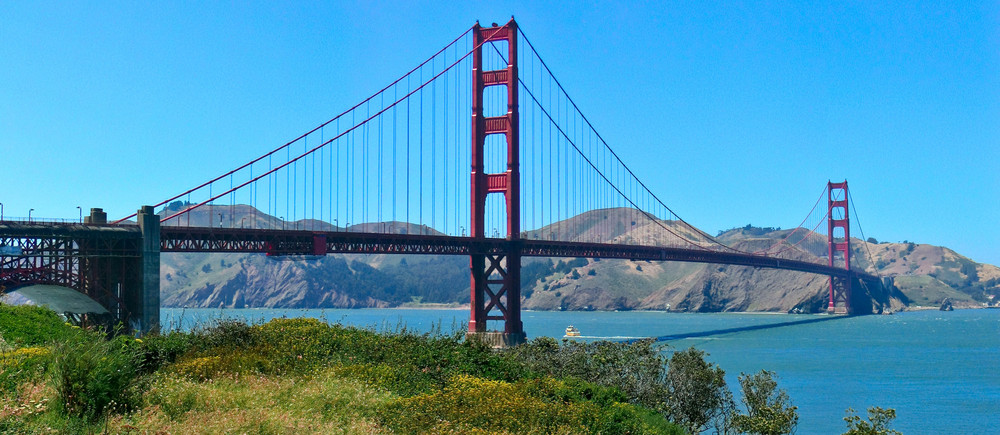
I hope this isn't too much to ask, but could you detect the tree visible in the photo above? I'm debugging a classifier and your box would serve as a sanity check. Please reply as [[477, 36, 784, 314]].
[[731, 370, 798, 435], [866, 237, 878, 244], [843, 407, 901, 435], [664, 347, 731, 434]]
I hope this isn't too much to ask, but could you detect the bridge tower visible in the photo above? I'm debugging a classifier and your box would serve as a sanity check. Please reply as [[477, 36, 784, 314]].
[[827, 181, 851, 314], [469, 19, 525, 346]]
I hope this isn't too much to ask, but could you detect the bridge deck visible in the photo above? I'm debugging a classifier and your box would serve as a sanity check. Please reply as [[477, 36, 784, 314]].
[[159, 226, 873, 280]]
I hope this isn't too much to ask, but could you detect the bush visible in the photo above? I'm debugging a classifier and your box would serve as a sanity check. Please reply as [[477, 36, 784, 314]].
[[50, 331, 142, 421], [843, 407, 901, 435], [135, 330, 198, 374], [732, 370, 798, 435], [664, 347, 731, 434], [380, 374, 682, 434], [509, 337, 668, 412]]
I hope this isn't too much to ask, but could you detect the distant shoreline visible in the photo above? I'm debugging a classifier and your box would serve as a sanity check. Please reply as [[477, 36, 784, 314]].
[[394, 303, 469, 310], [161, 305, 994, 312]]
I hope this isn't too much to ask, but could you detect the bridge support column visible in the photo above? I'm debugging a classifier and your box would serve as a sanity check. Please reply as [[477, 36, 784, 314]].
[[468, 19, 524, 346], [137, 206, 160, 332], [827, 181, 851, 314]]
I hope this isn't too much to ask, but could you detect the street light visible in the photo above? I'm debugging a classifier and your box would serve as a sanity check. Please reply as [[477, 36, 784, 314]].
[[240, 217, 246, 229], [218, 213, 223, 228], [28, 208, 34, 223], [0, 202, 4, 221], [280, 217, 285, 230], [76, 206, 82, 223]]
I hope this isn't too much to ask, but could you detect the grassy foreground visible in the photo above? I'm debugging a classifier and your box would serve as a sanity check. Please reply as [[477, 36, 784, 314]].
[[1, 305, 683, 434]]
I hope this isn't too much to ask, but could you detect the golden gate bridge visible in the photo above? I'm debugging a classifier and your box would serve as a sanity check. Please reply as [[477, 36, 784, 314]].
[[0, 19, 887, 343]]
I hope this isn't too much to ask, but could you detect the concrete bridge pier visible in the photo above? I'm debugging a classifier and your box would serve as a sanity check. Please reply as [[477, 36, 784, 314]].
[[136, 205, 160, 332]]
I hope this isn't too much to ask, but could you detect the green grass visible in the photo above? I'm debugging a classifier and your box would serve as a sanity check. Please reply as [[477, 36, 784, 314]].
[[894, 275, 974, 306], [0, 305, 79, 348]]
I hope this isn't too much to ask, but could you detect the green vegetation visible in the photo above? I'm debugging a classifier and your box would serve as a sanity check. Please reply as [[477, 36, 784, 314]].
[[731, 370, 798, 435], [49, 332, 142, 421], [2, 304, 898, 434], [718, 225, 782, 237], [664, 348, 730, 434], [2, 305, 685, 433], [894, 275, 974, 306], [843, 407, 901, 435]]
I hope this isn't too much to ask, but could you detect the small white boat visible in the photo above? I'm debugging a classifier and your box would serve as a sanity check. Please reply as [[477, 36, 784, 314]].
[[564, 325, 581, 337]]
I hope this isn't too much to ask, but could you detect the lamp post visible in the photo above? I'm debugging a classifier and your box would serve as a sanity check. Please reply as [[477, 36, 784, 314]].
[[0, 202, 4, 221], [28, 208, 34, 223], [76, 206, 82, 223], [240, 217, 246, 229], [280, 217, 285, 230], [334, 218, 338, 231], [218, 213, 223, 228]]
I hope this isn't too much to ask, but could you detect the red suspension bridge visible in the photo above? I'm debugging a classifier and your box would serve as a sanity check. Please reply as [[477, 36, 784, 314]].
[[0, 20, 886, 342]]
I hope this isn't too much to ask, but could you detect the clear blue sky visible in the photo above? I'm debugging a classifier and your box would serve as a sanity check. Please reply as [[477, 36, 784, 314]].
[[2, 2, 998, 265]]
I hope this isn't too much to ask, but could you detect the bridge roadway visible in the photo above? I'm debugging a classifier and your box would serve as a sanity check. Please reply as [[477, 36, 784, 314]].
[[0, 221, 875, 285], [2, 221, 879, 333], [159, 226, 876, 281]]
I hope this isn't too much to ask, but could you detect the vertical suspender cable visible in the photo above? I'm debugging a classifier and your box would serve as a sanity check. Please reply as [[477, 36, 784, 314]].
[[378, 93, 384, 228], [393, 84, 397, 225], [431, 58, 437, 233]]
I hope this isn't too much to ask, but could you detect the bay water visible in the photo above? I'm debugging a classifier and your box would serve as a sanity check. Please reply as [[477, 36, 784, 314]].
[[162, 307, 1000, 434]]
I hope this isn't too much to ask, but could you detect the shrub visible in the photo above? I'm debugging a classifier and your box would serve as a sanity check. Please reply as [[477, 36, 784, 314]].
[[508, 337, 668, 412], [170, 356, 225, 381], [843, 407, 901, 435], [664, 347, 731, 434], [135, 330, 198, 374], [197, 319, 257, 350], [380, 374, 682, 434], [49, 331, 142, 421], [732, 370, 798, 435]]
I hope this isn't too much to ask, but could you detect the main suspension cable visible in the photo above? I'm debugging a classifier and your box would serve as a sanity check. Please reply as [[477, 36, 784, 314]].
[[116, 26, 475, 224]]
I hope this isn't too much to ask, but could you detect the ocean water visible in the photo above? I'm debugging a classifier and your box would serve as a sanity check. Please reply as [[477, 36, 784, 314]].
[[161, 307, 1000, 434]]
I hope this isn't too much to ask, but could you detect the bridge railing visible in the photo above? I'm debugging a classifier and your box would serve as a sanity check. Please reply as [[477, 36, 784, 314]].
[[0, 217, 81, 224]]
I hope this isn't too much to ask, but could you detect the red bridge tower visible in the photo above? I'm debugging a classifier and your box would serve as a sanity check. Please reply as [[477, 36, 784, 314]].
[[827, 180, 851, 314], [468, 19, 525, 345]]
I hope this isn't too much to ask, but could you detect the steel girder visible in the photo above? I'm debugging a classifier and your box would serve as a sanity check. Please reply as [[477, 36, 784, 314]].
[[159, 227, 875, 281]]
